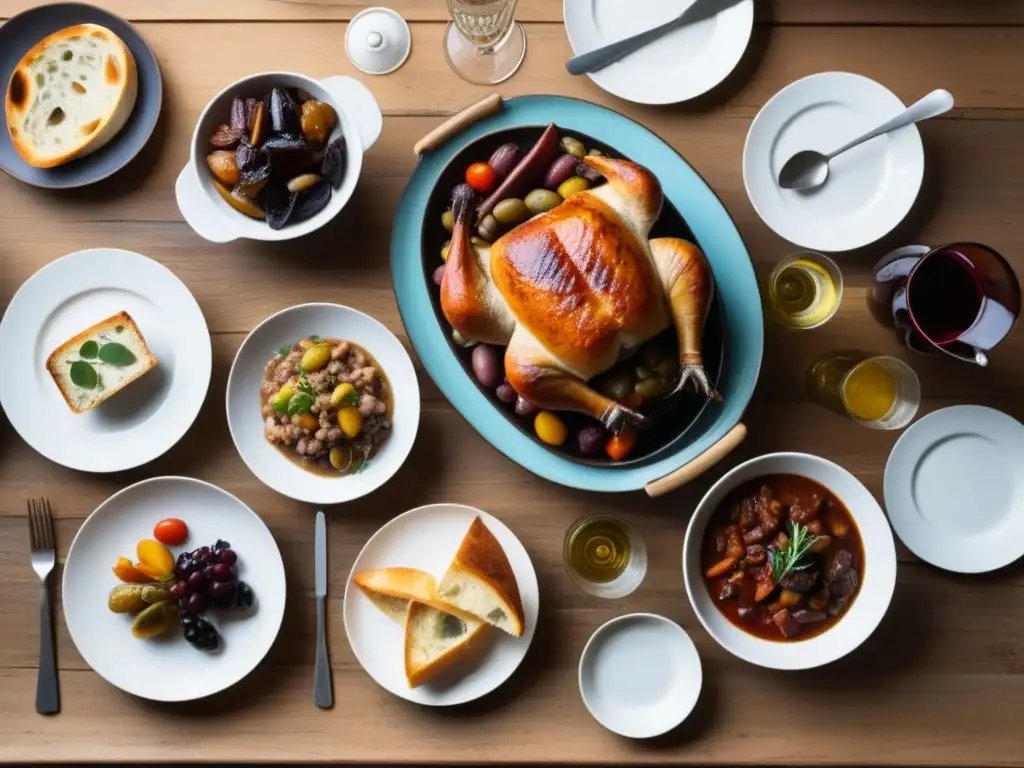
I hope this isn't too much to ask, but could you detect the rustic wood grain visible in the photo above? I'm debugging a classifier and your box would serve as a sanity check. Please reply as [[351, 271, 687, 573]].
[[0, 0, 1022, 764]]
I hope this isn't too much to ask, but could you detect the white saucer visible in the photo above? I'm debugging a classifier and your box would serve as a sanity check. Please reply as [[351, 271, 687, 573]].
[[343, 503, 539, 706], [743, 72, 924, 252], [62, 477, 287, 701], [0, 248, 211, 472], [564, 0, 753, 104], [579, 613, 702, 738], [884, 405, 1024, 573]]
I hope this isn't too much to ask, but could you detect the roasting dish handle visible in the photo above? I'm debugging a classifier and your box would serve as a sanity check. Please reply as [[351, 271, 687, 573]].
[[414, 94, 503, 156], [644, 423, 747, 497]]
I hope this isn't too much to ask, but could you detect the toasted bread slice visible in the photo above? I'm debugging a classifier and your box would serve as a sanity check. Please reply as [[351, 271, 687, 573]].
[[6, 24, 138, 168], [404, 600, 488, 688], [46, 311, 157, 414], [353, 567, 479, 625], [437, 517, 525, 637]]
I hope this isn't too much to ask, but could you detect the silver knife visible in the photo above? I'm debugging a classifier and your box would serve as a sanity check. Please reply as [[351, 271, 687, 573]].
[[313, 510, 333, 709], [566, 0, 745, 76]]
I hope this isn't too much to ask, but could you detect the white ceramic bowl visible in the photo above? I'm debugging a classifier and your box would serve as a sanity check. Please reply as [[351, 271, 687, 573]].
[[226, 303, 419, 505], [682, 452, 897, 670], [175, 71, 381, 243]]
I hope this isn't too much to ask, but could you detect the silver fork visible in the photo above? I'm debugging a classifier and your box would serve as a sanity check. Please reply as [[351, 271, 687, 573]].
[[28, 498, 59, 715]]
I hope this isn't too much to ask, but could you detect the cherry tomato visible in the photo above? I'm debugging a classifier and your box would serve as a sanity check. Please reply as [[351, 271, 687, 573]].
[[153, 518, 189, 546], [465, 162, 497, 194], [605, 427, 637, 462]]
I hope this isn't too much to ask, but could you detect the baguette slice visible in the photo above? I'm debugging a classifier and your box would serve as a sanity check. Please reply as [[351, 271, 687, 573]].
[[353, 567, 479, 625], [46, 312, 156, 414], [437, 517, 525, 637], [6, 24, 138, 168], [404, 600, 488, 688]]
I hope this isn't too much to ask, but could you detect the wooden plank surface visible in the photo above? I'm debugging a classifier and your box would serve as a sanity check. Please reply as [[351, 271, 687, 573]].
[[1, 0, 1023, 765]]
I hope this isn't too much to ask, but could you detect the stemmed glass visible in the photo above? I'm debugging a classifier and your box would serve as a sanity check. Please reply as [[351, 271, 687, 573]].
[[444, 0, 527, 85]]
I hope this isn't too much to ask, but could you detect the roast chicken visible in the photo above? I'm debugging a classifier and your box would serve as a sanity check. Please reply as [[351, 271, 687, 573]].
[[441, 153, 717, 434]]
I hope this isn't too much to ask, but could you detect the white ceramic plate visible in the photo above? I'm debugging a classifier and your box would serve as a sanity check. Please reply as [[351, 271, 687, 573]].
[[62, 477, 287, 702], [226, 303, 419, 505], [343, 503, 539, 706], [0, 248, 211, 472], [743, 72, 924, 252], [683, 452, 897, 670], [564, 0, 753, 104], [579, 613, 702, 739], [884, 405, 1024, 573]]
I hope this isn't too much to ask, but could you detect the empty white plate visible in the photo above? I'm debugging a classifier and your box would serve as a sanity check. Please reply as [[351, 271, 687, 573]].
[[579, 613, 702, 738], [564, 0, 753, 104], [226, 303, 419, 505], [343, 503, 539, 706], [743, 72, 924, 252], [62, 477, 287, 701], [0, 248, 211, 472], [884, 405, 1024, 573]]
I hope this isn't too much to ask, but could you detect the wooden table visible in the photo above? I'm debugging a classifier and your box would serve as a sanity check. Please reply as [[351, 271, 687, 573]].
[[1, 1, 1023, 764]]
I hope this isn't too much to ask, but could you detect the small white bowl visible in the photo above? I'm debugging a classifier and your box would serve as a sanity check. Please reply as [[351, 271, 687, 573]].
[[175, 71, 382, 243], [226, 303, 419, 505], [682, 452, 897, 670], [579, 613, 702, 739]]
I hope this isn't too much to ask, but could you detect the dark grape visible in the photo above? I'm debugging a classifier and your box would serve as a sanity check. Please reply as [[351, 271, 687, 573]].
[[174, 553, 194, 579], [184, 592, 206, 615], [170, 580, 188, 599], [217, 548, 237, 566], [195, 546, 212, 564], [212, 563, 234, 582], [210, 581, 235, 601], [233, 581, 255, 610], [203, 565, 216, 582], [214, 539, 231, 551], [186, 571, 205, 593], [181, 615, 220, 652], [495, 382, 517, 404]]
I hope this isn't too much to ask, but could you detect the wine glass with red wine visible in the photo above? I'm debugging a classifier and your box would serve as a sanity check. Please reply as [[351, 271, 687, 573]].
[[868, 242, 1020, 366]]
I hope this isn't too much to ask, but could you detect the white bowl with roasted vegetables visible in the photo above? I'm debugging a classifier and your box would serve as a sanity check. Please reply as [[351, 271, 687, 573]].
[[175, 71, 382, 243], [682, 452, 897, 670], [226, 303, 420, 505]]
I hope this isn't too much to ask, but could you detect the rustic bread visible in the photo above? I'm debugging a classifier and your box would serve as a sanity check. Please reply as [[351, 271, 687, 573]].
[[353, 566, 479, 625], [6, 24, 138, 168], [437, 517, 525, 637], [404, 600, 488, 688], [46, 311, 156, 414]]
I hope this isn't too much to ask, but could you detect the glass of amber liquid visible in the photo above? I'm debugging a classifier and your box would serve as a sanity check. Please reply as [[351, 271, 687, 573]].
[[445, 0, 526, 85], [767, 252, 843, 329], [810, 354, 920, 430], [563, 515, 647, 599]]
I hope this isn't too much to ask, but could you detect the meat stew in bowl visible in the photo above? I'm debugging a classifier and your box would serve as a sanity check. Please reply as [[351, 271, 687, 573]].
[[260, 336, 392, 476], [700, 474, 863, 641]]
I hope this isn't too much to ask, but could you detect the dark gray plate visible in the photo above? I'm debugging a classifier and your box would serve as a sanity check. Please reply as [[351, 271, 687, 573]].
[[0, 2, 162, 188]]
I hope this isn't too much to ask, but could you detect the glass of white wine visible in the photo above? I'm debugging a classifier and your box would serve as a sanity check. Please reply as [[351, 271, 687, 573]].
[[767, 251, 843, 329], [444, 0, 527, 85], [563, 515, 647, 599]]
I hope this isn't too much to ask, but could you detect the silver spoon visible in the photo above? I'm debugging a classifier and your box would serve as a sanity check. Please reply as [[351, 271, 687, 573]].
[[778, 89, 954, 191]]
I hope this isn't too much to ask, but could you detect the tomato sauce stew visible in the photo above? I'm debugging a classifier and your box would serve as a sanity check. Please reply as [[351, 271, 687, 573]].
[[700, 474, 864, 641]]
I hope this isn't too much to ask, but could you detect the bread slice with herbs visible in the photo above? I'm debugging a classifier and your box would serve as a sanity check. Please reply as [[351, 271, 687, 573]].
[[353, 567, 481, 626], [46, 311, 156, 414], [404, 600, 489, 688], [437, 517, 525, 637], [5, 23, 138, 168]]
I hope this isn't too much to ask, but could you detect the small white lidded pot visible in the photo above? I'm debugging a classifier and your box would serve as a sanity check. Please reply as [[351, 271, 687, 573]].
[[175, 71, 382, 243]]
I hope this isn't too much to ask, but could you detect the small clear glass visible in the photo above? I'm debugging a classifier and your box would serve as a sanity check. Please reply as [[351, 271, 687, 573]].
[[563, 515, 647, 599], [767, 251, 844, 329], [444, 0, 527, 85]]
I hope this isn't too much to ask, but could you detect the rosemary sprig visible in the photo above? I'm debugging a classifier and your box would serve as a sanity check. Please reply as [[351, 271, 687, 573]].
[[770, 520, 821, 582]]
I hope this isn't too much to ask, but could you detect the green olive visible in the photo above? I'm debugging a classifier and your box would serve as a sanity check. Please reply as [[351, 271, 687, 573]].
[[557, 176, 591, 199], [441, 239, 451, 262], [524, 189, 562, 214], [634, 364, 656, 381], [492, 198, 531, 226], [560, 136, 586, 159], [329, 445, 352, 471], [441, 209, 454, 233], [587, 148, 606, 157], [477, 214, 502, 242], [635, 377, 670, 400], [597, 370, 634, 402]]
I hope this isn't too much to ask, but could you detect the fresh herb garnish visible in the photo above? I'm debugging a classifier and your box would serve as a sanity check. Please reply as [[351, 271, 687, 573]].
[[770, 520, 821, 583], [69, 360, 98, 389], [69, 342, 135, 389], [337, 389, 359, 408], [278, 344, 293, 357], [114, 324, 124, 333], [285, 377, 316, 415], [97, 342, 136, 366], [79, 340, 99, 359]]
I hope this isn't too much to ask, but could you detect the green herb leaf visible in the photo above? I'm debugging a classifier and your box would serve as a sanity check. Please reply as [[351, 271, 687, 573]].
[[114, 324, 124, 333], [97, 342, 136, 366], [69, 360, 98, 389], [286, 392, 314, 415], [298, 377, 315, 397], [278, 344, 292, 357], [338, 389, 360, 407], [770, 520, 821, 583], [79, 340, 99, 359]]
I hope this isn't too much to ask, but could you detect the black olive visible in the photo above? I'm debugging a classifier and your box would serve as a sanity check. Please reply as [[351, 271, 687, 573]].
[[321, 135, 347, 188], [291, 181, 332, 223], [260, 183, 297, 230], [269, 87, 301, 136]]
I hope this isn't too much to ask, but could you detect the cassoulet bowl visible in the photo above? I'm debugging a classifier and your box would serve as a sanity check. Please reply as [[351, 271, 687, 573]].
[[175, 70, 382, 243], [682, 452, 897, 670]]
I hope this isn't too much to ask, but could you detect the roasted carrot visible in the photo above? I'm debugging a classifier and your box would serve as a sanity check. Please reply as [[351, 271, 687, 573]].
[[605, 427, 637, 461]]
